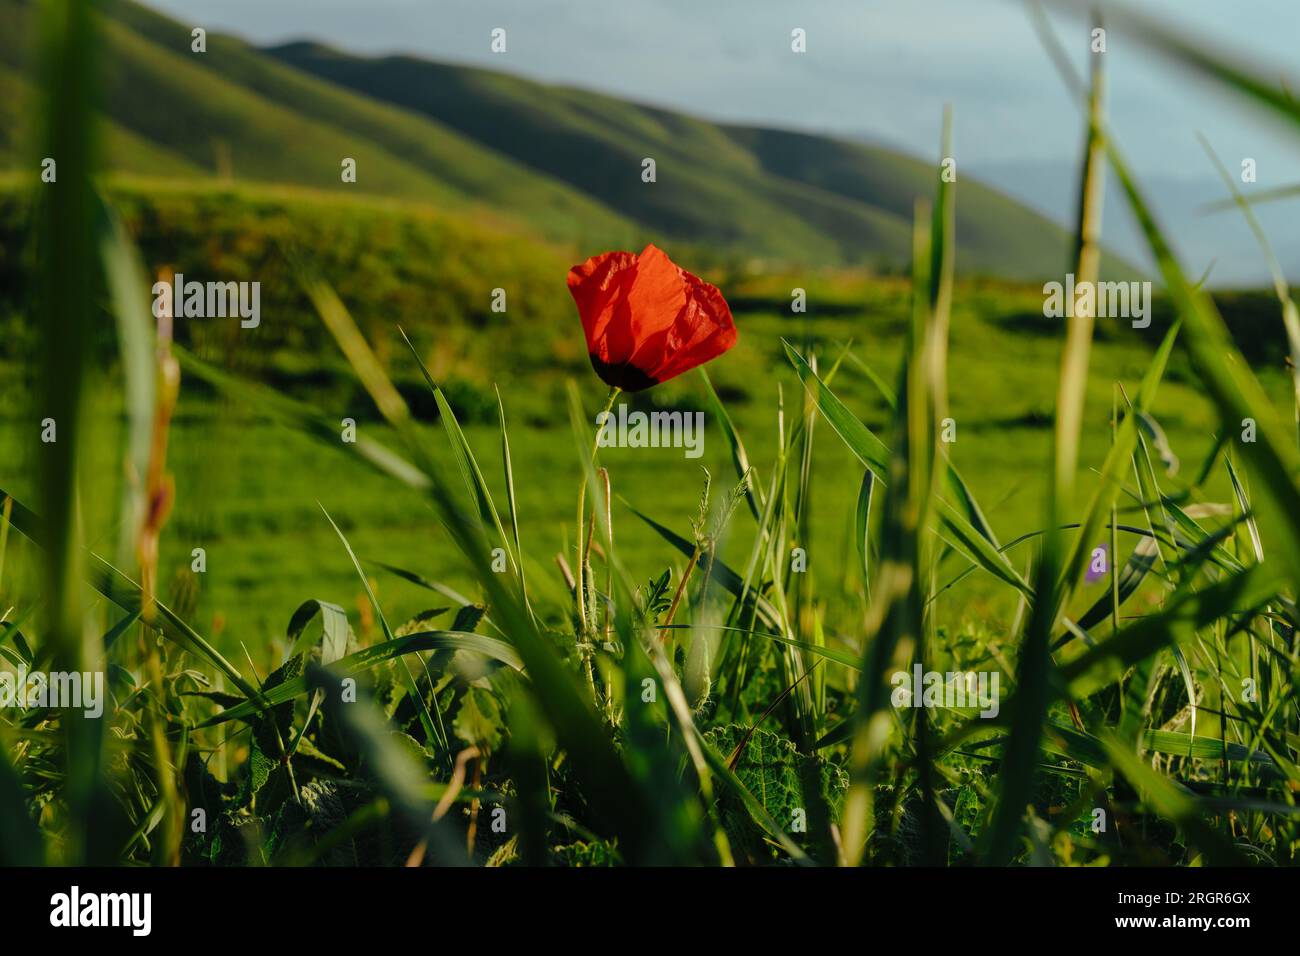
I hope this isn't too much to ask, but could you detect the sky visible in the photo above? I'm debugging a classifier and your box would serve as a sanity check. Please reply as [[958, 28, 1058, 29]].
[[148, 0, 1300, 283]]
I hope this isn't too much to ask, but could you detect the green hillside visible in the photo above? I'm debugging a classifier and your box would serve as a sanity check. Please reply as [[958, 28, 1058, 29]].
[[0, 0, 637, 248], [268, 40, 1093, 277], [0, 0, 1108, 276], [0, 175, 580, 399]]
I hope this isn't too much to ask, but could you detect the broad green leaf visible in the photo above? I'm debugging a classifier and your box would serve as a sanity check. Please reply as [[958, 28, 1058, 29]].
[[705, 725, 846, 864]]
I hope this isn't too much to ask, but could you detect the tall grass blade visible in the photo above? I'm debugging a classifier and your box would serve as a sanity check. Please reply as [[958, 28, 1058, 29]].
[[319, 504, 449, 759], [33, 0, 102, 865], [783, 340, 1029, 594], [984, 17, 1105, 865], [842, 199, 939, 865]]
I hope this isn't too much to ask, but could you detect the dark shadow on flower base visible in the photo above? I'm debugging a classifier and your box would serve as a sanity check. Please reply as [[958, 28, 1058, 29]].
[[590, 355, 659, 392]]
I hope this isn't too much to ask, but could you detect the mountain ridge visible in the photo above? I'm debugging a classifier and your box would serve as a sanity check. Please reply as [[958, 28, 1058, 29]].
[[0, 0, 1134, 278], [268, 37, 1105, 277]]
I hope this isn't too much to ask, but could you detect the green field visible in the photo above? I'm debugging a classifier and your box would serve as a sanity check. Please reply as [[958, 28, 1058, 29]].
[[0, 188, 1286, 662]]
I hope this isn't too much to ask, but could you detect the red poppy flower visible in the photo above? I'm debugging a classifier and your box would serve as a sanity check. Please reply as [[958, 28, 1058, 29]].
[[567, 244, 737, 392]]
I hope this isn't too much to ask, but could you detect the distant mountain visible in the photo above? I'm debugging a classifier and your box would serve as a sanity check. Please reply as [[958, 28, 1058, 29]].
[[0, 0, 1132, 278], [268, 40, 1117, 278]]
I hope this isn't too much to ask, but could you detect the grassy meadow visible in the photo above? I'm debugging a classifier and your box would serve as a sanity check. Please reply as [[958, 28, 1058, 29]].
[[2, 231, 1283, 648], [3, 0, 1300, 872]]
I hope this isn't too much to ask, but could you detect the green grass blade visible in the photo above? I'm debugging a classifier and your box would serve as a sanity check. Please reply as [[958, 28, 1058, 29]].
[[319, 504, 448, 757], [401, 329, 515, 568], [34, 0, 101, 865], [1061, 565, 1282, 699], [700, 367, 763, 521], [1099, 733, 1244, 865], [842, 199, 940, 865], [984, 26, 1106, 865], [1, 489, 257, 697], [1105, 139, 1300, 579], [177, 347, 430, 491], [495, 386, 532, 615], [783, 339, 1029, 594], [196, 629, 524, 727]]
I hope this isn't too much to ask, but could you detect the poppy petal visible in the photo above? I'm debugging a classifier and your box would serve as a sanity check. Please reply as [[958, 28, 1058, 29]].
[[650, 271, 736, 382], [567, 244, 737, 391], [567, 251, 638, 365]]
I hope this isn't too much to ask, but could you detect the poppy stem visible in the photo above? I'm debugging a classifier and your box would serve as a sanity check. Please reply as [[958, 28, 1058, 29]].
[[589, 386, 621, 465], [576, 386, 620, 648]]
